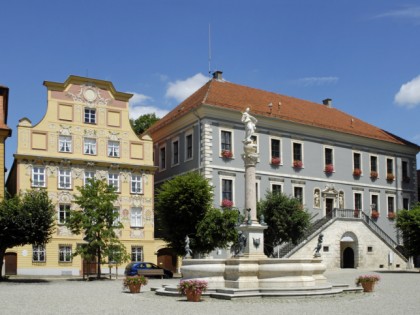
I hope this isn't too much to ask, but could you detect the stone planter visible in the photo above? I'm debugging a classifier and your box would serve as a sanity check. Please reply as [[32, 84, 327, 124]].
[[186, 289, 202, 302], [361, 282, 375, 292]]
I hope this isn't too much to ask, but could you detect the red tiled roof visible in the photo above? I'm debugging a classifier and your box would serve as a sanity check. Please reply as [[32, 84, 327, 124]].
[[149, 79, 416, 147]]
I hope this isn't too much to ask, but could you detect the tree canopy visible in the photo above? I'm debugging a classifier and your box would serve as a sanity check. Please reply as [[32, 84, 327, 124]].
[[258, 191, 310, 257], [130, 113, 160, 135], [0, 190, 55, 279], [66, 179, 129, 278], [396, 204, 420, 258], [155, 172, 237, 256]]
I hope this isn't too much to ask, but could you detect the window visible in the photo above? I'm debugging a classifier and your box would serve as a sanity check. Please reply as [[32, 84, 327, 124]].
[[59, 136, 72, 153], [271, 138, 281, 159], [402, 161, 409, 180], [84, 138, 97, 155], [387, 196, 395, 214], [58, 204, 70, 224], [84, 171, 95, 186], [113, 207, 120, 227], [130, 207, 142, 227], [32, 166, 46, 187], [58, 169, 71, 189], [367, 246, 373, 253], [371, 194, 379, 213], [131, 174, 142, 194], [353, 152, 361, 170], [131, 246, 143, 262], [84, 108, 96, 124], [370, 155, 378, 173], [172, 139, 179, 165], [108, 173, 119, 192], [294, 186, 303, 204], [325, 147, 333, 166], [185, 133, 193, 160], [271, 184, 282, 194], [354, 193, 362, 211], [222, 179, 233, 201], [159, 146, 166, 170], [33, 245, 46, 262], [221, 130, 232, 152], [108, 141, 120, 157], [59, 245, 72, 262], [403, 198, 409, 210], [292, 142, 302, 162], [386, 158, 394, 175]]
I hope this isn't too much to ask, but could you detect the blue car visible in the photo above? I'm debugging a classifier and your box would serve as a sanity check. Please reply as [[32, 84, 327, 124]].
[[124, 262, 173, 278]]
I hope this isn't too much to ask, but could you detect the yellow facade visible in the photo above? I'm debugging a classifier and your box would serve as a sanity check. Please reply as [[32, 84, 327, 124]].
[[6, 76, 166, 276]]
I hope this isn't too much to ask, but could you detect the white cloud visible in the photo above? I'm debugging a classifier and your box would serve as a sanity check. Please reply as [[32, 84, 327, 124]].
[[394, 75, 420, 108], [296, 76, 339, 87], [165, 73, 208, 102], [127, 92, 169, 119], [375, 6, 420, 20]]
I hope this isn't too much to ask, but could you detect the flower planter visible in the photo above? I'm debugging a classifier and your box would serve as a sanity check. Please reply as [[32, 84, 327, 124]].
[[128, 283, 141, 293], [271, 157, 281, 165], [370, 171, 378, 180], [325, 164, 334, 174], [361, 282, 375, 292], [371, 211, 379, 219], [186, 289, 202, 302], [221, 150, 233, 159], [353, 169, 362, 177], [293, 160, 303, 168]]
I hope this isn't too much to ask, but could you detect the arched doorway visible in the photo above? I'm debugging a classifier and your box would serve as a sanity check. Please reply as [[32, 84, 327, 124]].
[[343, 247, 355, 268], [157, 248, 177, 273], [5, 252, 17, 275]]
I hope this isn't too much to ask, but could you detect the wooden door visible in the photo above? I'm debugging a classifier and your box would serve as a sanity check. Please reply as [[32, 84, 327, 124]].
[[5, 252, 17, 275], [326, 198, 334, 218]]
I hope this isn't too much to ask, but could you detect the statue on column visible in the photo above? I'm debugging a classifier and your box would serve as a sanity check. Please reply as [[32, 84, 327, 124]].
[[241, 108, 257, 143]]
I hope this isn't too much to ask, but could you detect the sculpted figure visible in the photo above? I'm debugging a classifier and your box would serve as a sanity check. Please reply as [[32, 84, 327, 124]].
[[241, 108, 257, 143]]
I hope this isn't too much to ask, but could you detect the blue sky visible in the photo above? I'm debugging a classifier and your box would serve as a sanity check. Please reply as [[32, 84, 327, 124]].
[[1, 0, 420, 171]]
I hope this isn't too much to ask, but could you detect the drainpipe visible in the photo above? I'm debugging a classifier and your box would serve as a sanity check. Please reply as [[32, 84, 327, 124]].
[[192, 110, 202, 175]]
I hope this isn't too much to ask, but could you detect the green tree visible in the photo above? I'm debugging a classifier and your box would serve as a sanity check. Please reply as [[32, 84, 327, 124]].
[[0, 190, 55, 279], [396, 204, 420, 258], [155, 172, 220, 256], [258, 191, 310, 257], [130, 113, 160, 135], [66, 179, 129, 279]]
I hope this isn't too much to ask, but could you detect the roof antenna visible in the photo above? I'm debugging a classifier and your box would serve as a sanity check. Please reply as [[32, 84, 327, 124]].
[[208, 24, 212, 78]]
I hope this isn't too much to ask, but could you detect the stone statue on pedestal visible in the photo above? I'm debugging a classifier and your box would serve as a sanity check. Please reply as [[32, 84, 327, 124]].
[[314, 233, 324, 258], [241, 107, 257, 143]]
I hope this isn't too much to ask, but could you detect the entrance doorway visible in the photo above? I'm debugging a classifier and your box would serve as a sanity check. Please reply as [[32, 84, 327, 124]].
[[343, 247, 355, 268], [157, 248, 177, 273], [326, 198, 334, 218], [5, 252, 17, 275]]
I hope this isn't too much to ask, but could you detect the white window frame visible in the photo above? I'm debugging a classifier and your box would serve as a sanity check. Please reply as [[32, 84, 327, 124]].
[[219, 128, 234, 157], [292, 184, 305, 204], [291, 140, 304, 166], [84, 107, 96, 124], [172, 137, 180, 166], [131, 174, 143, 194], [32, 245, 46, 262], [324, 146, 334, 168], [59, 135, 72, 153], [108, 140, 120, 157], [352, 151, 362, 173], [58, 169, 72, 189], [269, 137, 282, 164], [219, 175, 235, 206], [369, 154, 379, 177], [84, 138, 97, 155], [84, 171, 95, 186], [185, 130, 193, 161], [131, 246, 143, 262], [270, 182, 283, 194], [159, 144, 167, 171], [386, 194, 396, 215], [113, 207, 120, 227], [59, 245, 72, 262], [130, 207, 143, 227], [386, 157, 395, 176], [32, 166, 46, 188], [58, 204, 71, 224], [370, 193, 380, 214], [108, 173, 120, 192], [353, 192, 363, 211]]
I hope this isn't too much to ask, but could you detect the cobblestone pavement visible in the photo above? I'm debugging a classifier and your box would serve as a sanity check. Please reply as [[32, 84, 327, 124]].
[[1, 269, 419, 315]]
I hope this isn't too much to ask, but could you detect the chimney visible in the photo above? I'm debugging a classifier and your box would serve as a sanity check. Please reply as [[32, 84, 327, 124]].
[[212, 70, 223, 80], [322, 98, 332, 108]]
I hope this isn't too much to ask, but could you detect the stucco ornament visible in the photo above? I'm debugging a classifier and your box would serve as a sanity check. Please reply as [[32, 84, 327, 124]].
[[66, 83, 111, 107], [59, 125, 72, 136], [241, 107, 257, 143]]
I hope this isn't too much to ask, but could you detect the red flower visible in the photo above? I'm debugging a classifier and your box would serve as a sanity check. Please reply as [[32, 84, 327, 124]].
[[325, 164, 334, 173], [293, 160, 303, 168], [221, 150, 233, 159], [370, 171, 378, 179], [371, 211, 379, 219], [271, 157, 281, 165], [221, 199, 233, 208], [353, 168, 362, 176]]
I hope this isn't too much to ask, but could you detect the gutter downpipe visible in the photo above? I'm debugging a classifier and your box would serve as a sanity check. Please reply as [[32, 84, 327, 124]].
[[192, 109, 202, 175]]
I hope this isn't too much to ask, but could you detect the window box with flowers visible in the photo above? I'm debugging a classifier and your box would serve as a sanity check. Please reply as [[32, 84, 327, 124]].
[[353, 168, 362, 177], [386, 173, 395, 182], [387, 212, 396, 220], [221, 150, 233, 159], [271, 157, 281, 166], [370, 171, 378, 179], [293, 160, 303, 169], [221, 199, 233, 209], [371, 210, 379, 219], [325, 164, 334, 174]]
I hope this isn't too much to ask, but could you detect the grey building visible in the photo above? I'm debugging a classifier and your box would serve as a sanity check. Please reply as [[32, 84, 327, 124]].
[[148, 71, 419, 269]]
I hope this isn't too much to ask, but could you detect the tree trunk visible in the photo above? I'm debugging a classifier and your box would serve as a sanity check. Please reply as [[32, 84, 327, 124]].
[[0, 247, 6, 280], [97, 247, 101, 279]]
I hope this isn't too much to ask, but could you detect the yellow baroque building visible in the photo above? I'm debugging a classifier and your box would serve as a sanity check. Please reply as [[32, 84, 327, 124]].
[[6, 76, 167, 276]]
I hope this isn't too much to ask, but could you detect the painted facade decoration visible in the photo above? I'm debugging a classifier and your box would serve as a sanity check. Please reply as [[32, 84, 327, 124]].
[[5, 76, 167, 276], [147, 71, 419, 269]]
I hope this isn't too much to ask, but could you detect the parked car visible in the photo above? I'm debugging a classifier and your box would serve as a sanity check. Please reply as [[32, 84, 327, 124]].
[[124, 262, 173, 278]]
